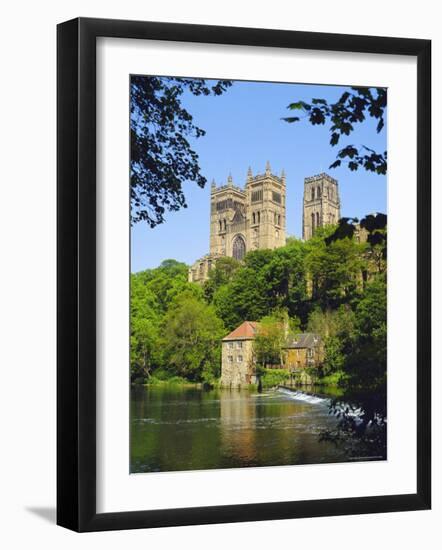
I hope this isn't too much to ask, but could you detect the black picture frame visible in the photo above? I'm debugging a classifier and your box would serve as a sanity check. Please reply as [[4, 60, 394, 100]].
[[57, 17, 431, 532]]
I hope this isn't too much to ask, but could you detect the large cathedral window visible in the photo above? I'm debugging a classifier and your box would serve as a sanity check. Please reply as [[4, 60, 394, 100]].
[[232, 235, 246, 261]]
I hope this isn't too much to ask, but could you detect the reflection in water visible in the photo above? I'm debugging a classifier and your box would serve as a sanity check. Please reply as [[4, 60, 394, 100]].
[[219, 389, 257, 464], [130, 386, 350, 474]]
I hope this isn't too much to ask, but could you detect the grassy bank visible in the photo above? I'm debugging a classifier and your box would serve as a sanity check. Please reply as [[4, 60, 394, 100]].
[[132, 367, 347, 390], [132, 375, 202, 388]]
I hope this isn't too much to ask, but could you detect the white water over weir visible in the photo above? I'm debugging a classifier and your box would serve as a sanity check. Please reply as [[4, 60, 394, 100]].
[[277, 387, 369, 425], [277, 387, 330, 406]]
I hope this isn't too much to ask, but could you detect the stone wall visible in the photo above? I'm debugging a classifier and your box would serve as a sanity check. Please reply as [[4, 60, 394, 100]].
[[284, 346, 323, 370], [220, 339, 256, 387], [188, 253, 222, 283]]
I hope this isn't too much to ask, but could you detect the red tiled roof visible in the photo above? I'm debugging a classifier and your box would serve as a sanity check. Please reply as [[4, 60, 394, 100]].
[[222, 321, 259, 341]]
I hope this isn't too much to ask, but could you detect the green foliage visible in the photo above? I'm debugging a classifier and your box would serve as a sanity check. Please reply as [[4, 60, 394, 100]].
[[306, 232, 367, 308], [254, 313, 287, 368], [130, 76, 232, 226], [203, 256, 241, 302], [147, 374, 192, 386], [212, 241, 308, 330], [350, 275, 387, 380], [213, 267, 268, 331], [307, 306, 356, 377], [323, 336, 345, 375], [283, 87, 387, 175], [130, 259, 206, 380], [261, 369, 290, 388], [322, 275, 387, 457], [161, 292, 225, 382]]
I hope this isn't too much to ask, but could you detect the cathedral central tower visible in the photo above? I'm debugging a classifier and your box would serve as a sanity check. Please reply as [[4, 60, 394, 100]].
[[302, 173, 340, 240]]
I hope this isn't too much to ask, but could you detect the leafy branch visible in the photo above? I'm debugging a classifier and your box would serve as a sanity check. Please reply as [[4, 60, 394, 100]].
[[131, 76, 232, 227], [282, 88, 387, 175]]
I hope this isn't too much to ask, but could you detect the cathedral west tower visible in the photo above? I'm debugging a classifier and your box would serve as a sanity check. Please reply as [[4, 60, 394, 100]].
[[189, 162, 286, 283], [210, 161, 286, 260]]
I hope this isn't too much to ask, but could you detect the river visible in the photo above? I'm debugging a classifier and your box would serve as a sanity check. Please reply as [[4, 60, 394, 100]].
[[130, 385, 359, 473]]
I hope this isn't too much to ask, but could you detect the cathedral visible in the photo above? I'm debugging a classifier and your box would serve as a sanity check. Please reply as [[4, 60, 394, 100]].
[[188, 163, 340, 283]]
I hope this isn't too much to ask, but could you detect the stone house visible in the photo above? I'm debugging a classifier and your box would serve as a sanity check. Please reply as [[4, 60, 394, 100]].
[[283, 333, 324, 370], [220, 321, 323, 387], [220, 321, 259, 387]]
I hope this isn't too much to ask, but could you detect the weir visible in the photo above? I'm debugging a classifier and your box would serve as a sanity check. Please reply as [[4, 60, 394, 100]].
[[277, 386, 329, 405], [278, 386, 368, 426]]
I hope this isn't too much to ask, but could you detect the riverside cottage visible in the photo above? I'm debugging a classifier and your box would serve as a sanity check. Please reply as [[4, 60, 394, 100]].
[[220, 321, 259, 387], [220, 321, 323, 388]]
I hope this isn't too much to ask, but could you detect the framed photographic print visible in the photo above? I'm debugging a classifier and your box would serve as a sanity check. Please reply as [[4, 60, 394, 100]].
[[57, 17, 431, 532]]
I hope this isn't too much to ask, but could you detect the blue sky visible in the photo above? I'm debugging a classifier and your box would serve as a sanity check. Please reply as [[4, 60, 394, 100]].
[[131, 79, 386, 272]]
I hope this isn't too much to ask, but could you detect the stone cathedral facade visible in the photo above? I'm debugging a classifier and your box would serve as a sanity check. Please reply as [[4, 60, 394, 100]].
[[188, 164, 340, 284]]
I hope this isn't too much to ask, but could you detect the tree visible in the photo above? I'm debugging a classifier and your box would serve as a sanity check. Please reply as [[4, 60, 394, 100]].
[[322, 276, 387, 458], [212, 266, 268, 331], [161, 292, 225, 382], [131, 76, 232, 226], [283, 87, 387, 174], [130, 317, 159, 381], [325, 214, 387, 276], [211, 245, 308, 330], [352, 275, 387, 374], [203, 256, 241, 302], [130, 259, 198, 377], [306, 233, 367, 308], [140, 259, 196, 313], [130, 276, 161, 380], [307, 306, 356, 375], [254, 314, 286, 368], [322, 336, 345, 375], [260, 241, 308, 318]]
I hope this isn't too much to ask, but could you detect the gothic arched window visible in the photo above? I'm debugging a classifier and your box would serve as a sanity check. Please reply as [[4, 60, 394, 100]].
[[316, 212, 320, 228], [232, 235, 246, 261], [257, 211, 261, 224], [311, 212, 315, 233], [311, 187, 315, 201], [219, 220, 222, 232], [317, 186, 321, 198], [252, 212, 256, 224], [224, 219, 227, 230]]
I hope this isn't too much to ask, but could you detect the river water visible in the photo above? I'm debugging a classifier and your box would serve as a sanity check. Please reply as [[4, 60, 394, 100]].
[[130, 385, 356, 473]]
